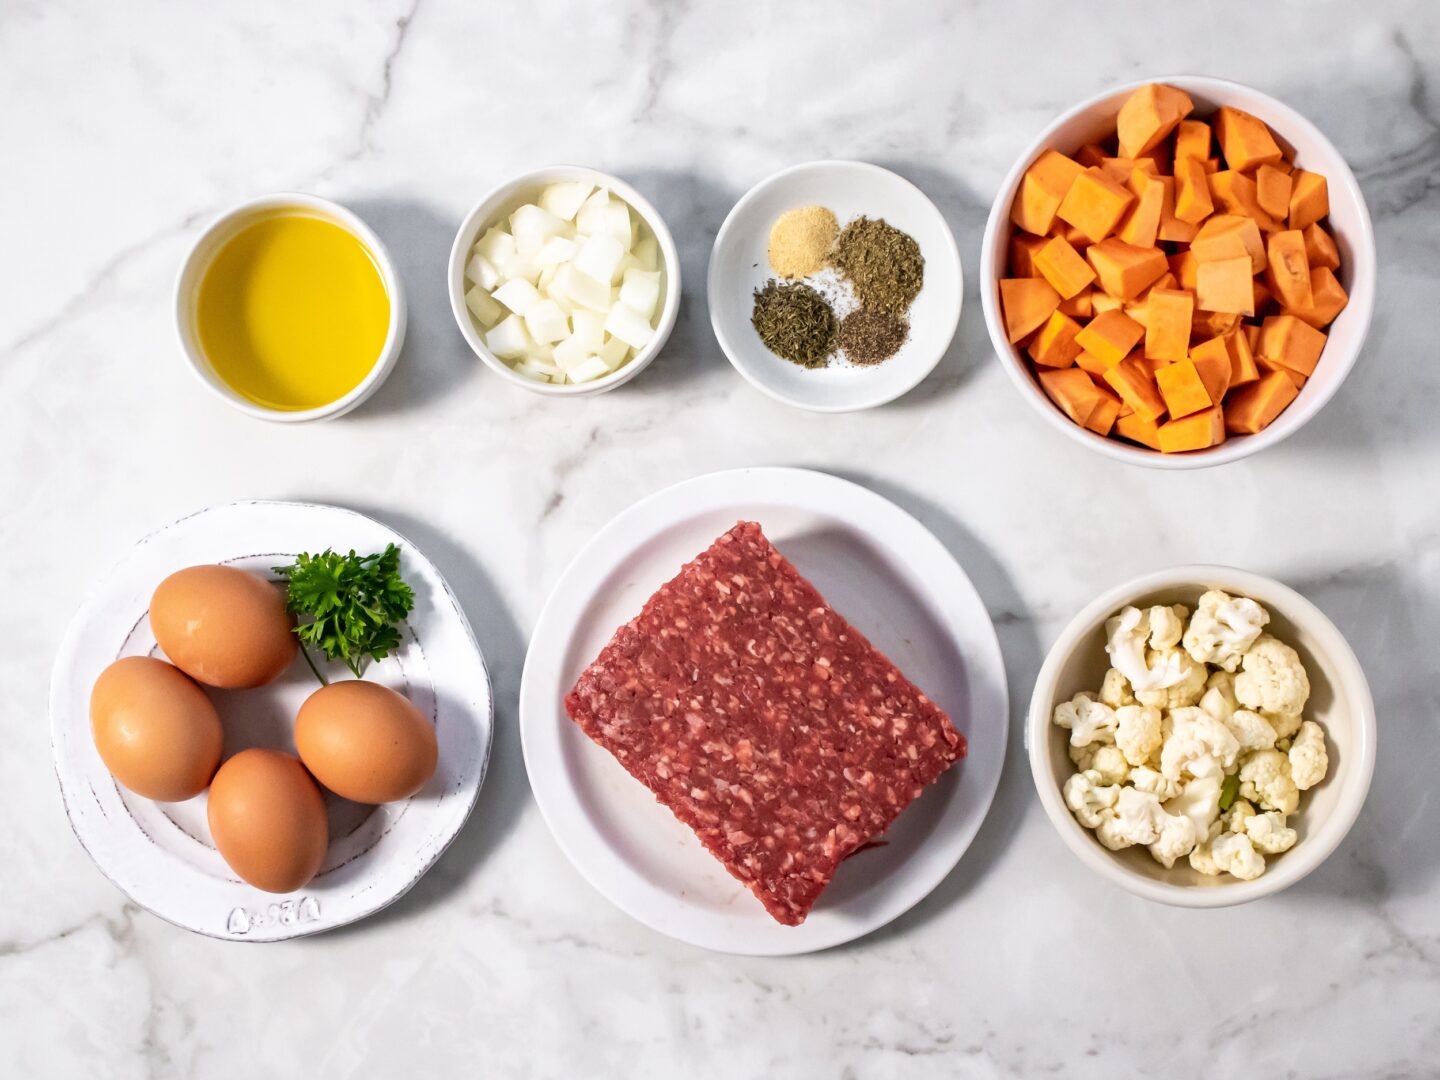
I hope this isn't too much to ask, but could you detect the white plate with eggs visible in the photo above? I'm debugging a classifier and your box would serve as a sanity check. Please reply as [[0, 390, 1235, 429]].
[[49, 501, 493, 941]]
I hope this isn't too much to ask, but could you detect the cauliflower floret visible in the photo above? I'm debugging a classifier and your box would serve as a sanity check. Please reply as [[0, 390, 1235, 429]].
[[1235, 634, 1311, 716], [1053, 692, 1117, 748], [1223, 708, 1278, 754], [1096, 787, 1166, 850], [1134, 651, 1208, 710], [1288, 720, 1329, 790], [1182, 590, 1270, 672], [1244, 810, 1298, 855], [1063, 769, 1120, 828], [1099, 667, 1136, 708], [1222, 797, 1256, 834], [1238, 749, 1300, 814], [1148, 605, 1188, 649], [1130, 766, 1182, 801], [1073, 744, 1129, 785], [1114, 704, 1163, 767], [1164, 774, 1223, 840], [1264, 709, 1305, 742], [1105, 606, 1198, 692], [1148, 811, 1199, 869], [1160, 707, 1241, 781], [1212, 831, 1267, 880], [1199, 670, 1238, 725], [1189, 821, 1225, 876]]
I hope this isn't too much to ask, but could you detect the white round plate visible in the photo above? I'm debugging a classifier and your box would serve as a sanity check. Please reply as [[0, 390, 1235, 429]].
[[520, 468, 1007, 955], [708, 160, 963, 413], [50, 501, 493, 941]]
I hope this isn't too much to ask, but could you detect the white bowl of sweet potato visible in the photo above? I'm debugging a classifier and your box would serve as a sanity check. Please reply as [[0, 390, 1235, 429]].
[[980, 76, 1376, 469]]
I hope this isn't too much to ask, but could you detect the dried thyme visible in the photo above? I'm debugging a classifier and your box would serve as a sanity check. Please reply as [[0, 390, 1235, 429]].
[[751, 280, 836, 368]]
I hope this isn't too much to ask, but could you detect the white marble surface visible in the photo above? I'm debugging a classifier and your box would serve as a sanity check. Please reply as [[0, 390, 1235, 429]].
[[3, 1, 1438, 1075]]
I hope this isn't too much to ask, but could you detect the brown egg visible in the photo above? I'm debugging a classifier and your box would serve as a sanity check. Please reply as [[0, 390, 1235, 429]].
[[150, 565, 297, 689], [90, 656, 223, 801], [207, 749, 328, 893], [295, 681, 438, 804]]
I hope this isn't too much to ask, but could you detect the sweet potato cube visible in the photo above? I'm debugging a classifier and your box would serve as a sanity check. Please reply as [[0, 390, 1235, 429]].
[[1117, 172, 1164, 248], [1288, 266, 1349, 329], [1257, 314, 1327, 376], [1174, 120, 1212, 164], [1000, 278, 1061, 343], [1074, 309, 1145, 366], [1208, 171, 1280, 232], [1028, 311, 1085, 368], [1194, 310, 1241, 340], [1103, 356, 1168, 422], [1169, 250, 1201, 292], [1074, 350, 1111, 377], [1011, 150, 1086, 236], [1009, 233, 1049, 278], [1154, 357, 1212, 418], [1145, 289, 1195, 362], [1115, 412, 1164, 450], [1256, 164, 1293, 221], [1216, 106, 1284, 172], [1225, 370, 1299, 434], [1033, 236, 1097, 300], [1196, 256, 1254, 316], [1191, 215, 1267, 274], [1087, 239, 1169, 299], [1058, 288, 1094, 319], [1157, 177, 1199, 243], [1288, 170, 1330, 231], [1159, 405, 1226, 453], [1265, 230, 1314, 312], [1091, 293, 1124, 316], [1118, 83, 1195, 158], [1302, 223, 1341, 271], [1101, 157, 1160, 185], [1224, 328, 1261, 387], [1258, 358, 1308, 391], [1189, 335, 1232, 403], [1077, 143, 1108, 168], [1174, 156, 1215, 226], [1057, 168, 1135, 244], [1083, 385, 1124, 435], [1038, 367, 1105, 426]]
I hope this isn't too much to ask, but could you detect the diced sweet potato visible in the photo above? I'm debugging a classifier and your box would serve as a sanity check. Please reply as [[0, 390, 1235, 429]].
[[1174, 156, 1214, 225], [1087, 239, 1169, 299], [1224, 328, 1261, 387], [1011, 150, 1086, 235], [1038, 367, 1105, 426], [1252, 277, 1274, 315], [1265, 230, 1314, 312], [1101, 157, 1160, 184], [1193, 309, 1241, 340], [1058, 288, 1094, 319], [1257, 357, 1308, 391], [1115, 412, 1164, 450], [1074, 308, 1146, 366], [1302, 223, 1341, 271], [1118, 83, 1195, 158], [1010, 233, 1049, 278], [1168, 250, 1200, 292], [1196, 256, 1254, 316], [1159, 405, 1226, 453], [1074, 350, 1111, 377], [1000, 278, 1062, 343], [1154, 357, 1212, 418], [1028, 311, 1085, 368], [1103, 356, 1168, 422], [1144, 288, 1194, 362], [1216, 106, 1284, 172], [1191, 215, 1267, 274], [1091, 293, 1125, 316], [1117, 172, 1164, 248], [1257, 314, 1327, 376], [1189, 335, 1232, 403], [1207, 171, 1280, 232], [1287, 266, 1349, 329], [1225, 370, 1299, 434], [1057, 167, 1136, 244], [1174, 119, 1212, 165], [1256, 164, 1293, 221], [1288, 170, 1330, 231], [1157, 176, 1199, 243], [1083, 385, 1124, 435], [1033, 235, 1097, 299], [1077, 143, 1108, 168]]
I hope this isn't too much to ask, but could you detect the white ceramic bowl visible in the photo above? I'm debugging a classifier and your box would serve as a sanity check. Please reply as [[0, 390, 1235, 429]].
[[175, 193, 407, 423], [708, 160, 962, 413], [1027, 565, 1376, 907], [981, 76, 1377, 469], [447, 166, 680, 397]]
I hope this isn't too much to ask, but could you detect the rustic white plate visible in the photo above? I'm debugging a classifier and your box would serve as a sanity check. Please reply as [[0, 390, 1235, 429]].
[[520, 468, 1007, 955], [50, 501, 493, 941]]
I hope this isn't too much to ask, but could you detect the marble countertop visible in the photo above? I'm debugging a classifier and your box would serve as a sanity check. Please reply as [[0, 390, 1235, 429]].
[[3, 1, 1438, 1076]]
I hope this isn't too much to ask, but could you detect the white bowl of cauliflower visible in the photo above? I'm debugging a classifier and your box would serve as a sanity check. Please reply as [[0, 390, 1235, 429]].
[[1028, 566, 1375, 907]]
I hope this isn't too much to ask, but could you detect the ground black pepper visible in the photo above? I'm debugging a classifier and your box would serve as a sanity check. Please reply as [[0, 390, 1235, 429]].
[[838, 309, 908, 365]]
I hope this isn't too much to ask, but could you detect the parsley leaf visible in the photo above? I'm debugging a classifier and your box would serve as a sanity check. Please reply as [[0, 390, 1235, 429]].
[[273, 544, 415, 681]]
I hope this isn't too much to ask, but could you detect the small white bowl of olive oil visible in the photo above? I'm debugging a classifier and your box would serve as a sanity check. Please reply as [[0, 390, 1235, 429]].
[[175, 193, 407, 423]]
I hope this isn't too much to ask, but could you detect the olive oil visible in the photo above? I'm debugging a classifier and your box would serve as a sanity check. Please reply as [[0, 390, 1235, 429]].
[[196, 212, 390, 411]]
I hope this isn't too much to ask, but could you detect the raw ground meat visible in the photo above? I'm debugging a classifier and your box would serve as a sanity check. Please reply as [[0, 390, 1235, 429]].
[[564, 520, 966, 926]]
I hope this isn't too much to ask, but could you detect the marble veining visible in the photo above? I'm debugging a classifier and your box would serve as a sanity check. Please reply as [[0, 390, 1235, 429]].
[[3, 1, 1439, 1077]]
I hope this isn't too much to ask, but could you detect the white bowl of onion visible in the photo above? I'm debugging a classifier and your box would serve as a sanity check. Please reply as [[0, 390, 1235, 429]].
[[448, 166, 681, 396]]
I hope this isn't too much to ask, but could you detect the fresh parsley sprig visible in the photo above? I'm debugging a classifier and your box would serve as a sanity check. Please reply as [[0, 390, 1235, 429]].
[[273, 544, 415, 683]]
